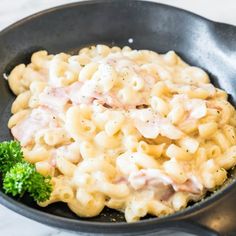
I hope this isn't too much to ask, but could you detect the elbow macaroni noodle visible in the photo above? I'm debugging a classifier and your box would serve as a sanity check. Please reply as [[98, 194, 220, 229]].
[[7, 45, 236, 222]]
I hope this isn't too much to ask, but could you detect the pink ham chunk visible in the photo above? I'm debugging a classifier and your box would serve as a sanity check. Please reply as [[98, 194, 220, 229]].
[[128, 169, 203, 199], [39, 87, 69, 112], [186, 99, 207, 119], [131, 109, 183, 139], [11, 107, 58, 146], [171, 95, 207, 120], [173, 176, 203, 194]]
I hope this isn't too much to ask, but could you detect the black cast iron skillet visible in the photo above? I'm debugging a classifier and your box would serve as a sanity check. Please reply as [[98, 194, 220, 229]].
[[0, 0, 236, 235]]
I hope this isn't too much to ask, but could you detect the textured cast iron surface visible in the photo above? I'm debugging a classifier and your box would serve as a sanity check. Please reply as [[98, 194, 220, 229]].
[[0, 0, 236, 235]]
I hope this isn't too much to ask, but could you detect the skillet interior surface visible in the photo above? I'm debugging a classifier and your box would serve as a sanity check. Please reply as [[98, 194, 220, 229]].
[[0, 0, 236, 234]]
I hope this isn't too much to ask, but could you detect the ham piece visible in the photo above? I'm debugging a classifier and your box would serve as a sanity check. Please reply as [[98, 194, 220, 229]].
[[130, 109, 183, 139], [11, 107, 58, 146], [129, 169, 203, 197]]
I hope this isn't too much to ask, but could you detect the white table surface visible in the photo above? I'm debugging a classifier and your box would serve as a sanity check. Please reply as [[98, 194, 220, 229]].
[[0, 1, 236, 236]]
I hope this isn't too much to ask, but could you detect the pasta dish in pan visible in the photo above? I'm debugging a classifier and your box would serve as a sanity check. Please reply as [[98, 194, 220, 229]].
[[7, 45, 236, 222]]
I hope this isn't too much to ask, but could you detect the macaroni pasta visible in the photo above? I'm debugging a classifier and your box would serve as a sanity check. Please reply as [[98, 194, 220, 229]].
[[7, 45, 236, 222]]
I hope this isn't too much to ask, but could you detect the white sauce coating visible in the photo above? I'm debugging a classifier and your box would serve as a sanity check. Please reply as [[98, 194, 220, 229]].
[[7, 45, 236, 222]]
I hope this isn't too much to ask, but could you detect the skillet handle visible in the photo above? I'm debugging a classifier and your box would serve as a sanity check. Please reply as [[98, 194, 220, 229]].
[[135, 221, 220, 236], [210, 21, 236, 52]]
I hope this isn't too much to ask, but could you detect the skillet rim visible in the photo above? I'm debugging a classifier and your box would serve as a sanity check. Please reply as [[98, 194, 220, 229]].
[[0, 0, 236, 232], [0, 0, 235, 37]]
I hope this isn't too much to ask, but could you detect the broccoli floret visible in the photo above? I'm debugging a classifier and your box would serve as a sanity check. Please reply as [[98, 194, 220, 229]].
[[0, 141, 52, 202], [27, 171, 52, 202], [0, 141, 23, 174], [3, 162, 34, 197], [3, 162, 52, 202]]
